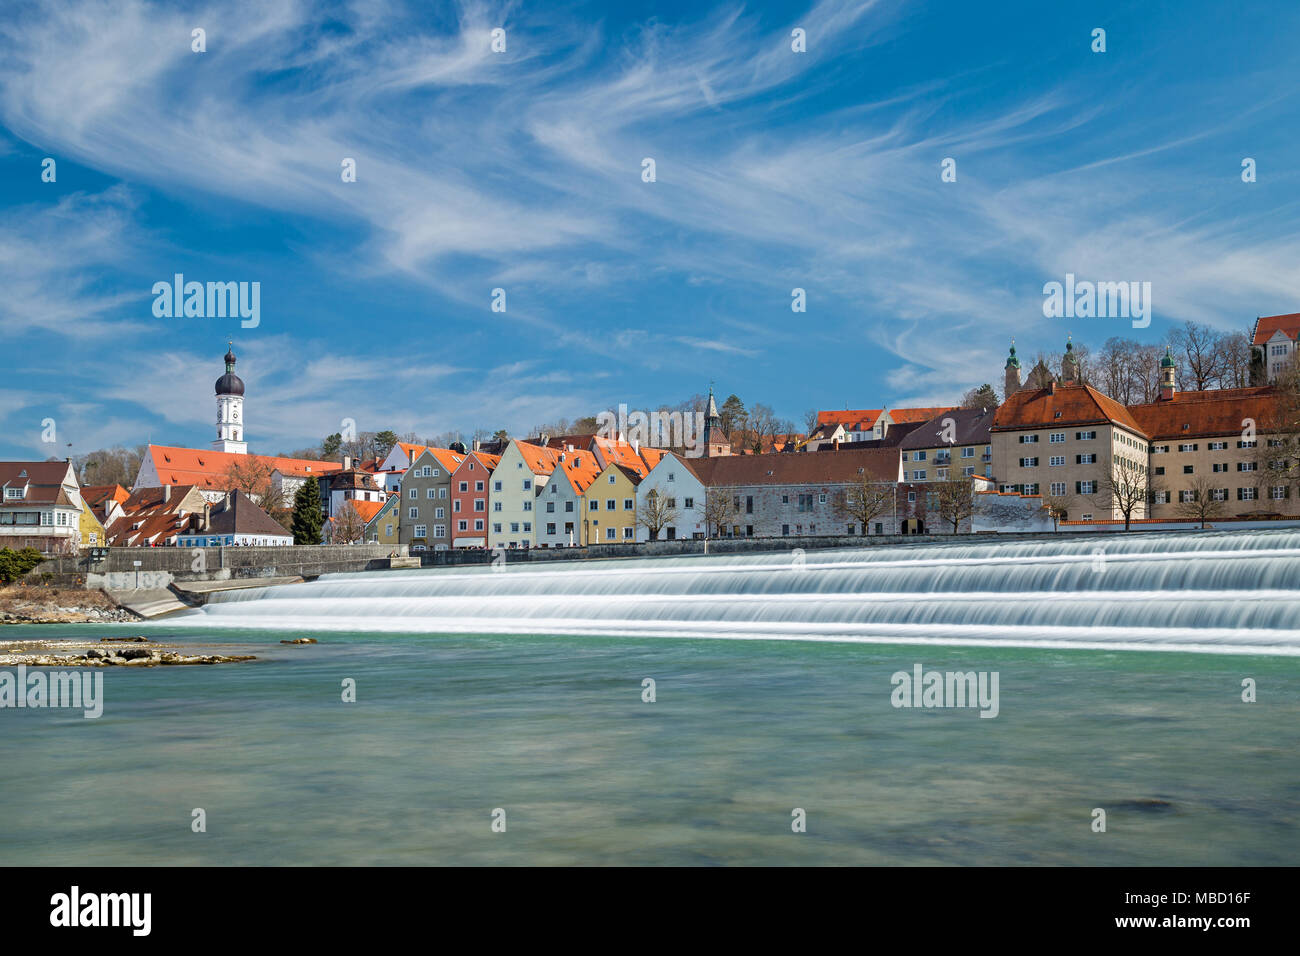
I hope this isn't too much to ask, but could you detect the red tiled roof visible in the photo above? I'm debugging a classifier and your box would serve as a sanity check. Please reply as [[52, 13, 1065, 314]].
[[335, 499, 386, 524], [1251, 313, 1300, 346], [816, 409, 883, 430], [105, 484, 206, 546], [554, 450, 603, 494], [685, 447, 899, 486], [991, 384, 1146, 435], [0, 461, 75, 507], [145, 445, 341, 491], [888, 406, 958, 425], [1127, 387, 1283, 439], [514, 440, 563, 475]]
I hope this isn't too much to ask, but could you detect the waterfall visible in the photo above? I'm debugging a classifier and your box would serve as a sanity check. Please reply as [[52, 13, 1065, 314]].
[[176, 530, 1300, 654]]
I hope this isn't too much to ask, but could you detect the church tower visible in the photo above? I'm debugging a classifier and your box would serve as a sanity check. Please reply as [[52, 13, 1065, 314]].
[[701, 386, 731, 457], [1061, 335, 1079, 384], [1004, 341, 1022, 398], [1159, 347, 1177, 401], [213, 344, 248, 454]]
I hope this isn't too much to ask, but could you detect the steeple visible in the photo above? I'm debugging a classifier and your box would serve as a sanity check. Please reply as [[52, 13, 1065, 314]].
[[213, 341, 248, 454], [701, 384, 730, 458], [1004, 340, 1022, 397], [1061, 334, 1079, 384], [1159, 347, 1177, 401]]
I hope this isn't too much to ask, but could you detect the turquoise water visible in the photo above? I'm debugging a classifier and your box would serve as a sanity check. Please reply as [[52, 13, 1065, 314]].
[[3, 533, 1298, 865], [2, 627, 1296, 865]]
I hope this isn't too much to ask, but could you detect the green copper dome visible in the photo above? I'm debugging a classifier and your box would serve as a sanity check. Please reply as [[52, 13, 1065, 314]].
[[1005, 342, 1020, 369], [1160, 347, 1176, 368]]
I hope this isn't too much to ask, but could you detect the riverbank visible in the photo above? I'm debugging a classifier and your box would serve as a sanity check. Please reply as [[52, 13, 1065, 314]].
[[0, 634, 256, 666], [0, 585, 136, 624]]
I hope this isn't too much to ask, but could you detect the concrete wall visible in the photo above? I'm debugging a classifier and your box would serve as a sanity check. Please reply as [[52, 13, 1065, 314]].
[[25, 544, 406, 588]]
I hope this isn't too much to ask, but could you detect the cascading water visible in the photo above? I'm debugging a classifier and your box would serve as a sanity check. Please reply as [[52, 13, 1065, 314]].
[[176, 530, 1300, 654]]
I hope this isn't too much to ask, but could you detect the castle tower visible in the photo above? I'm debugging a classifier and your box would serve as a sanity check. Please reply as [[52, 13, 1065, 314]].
[[1159, 347, 1177, 401], [1004, 340, 1022, 397], [1061, 335, 1079, 384], [213, 344, 248, 454]]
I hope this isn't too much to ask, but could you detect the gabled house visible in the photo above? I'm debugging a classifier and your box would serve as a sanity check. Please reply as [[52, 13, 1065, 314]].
[[489, 440, 562, 550], [899, 407, 996, 483], [81, 484, 131, 527], [1250, 312, 1300, 383], [137, 444, 342, 504], [587, 460, 650, 544], [636, 452, 706, 541], [0, 460, 85, 552], [105, 484, 208, 547], [365, 494, 402, 547], [449, 451, 501, 548], [399, 447, 466, 551], [535, 447, 602, 547], [175, 491, 293, 547]]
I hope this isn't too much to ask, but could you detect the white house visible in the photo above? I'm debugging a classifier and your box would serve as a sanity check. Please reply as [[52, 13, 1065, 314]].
[[535, 447, 602, 547], [636, 452, 706, 542], [488, 440, 561, 550]]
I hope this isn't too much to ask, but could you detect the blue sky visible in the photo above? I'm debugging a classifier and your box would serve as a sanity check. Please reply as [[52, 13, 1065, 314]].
[[2, 0, 1299, 460]]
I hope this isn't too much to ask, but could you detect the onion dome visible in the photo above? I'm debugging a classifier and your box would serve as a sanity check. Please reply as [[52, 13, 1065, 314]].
[[216, 346, 245, 396]]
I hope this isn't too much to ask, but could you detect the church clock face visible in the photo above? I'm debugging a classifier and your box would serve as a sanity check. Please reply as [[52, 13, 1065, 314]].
[[232, 407, 240, 421]]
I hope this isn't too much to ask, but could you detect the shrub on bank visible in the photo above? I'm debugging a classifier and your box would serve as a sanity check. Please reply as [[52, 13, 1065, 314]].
[[0, 547, 47, 584]]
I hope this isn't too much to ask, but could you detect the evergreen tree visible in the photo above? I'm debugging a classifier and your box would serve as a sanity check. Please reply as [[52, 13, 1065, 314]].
[[720, 394, 746, 434], [374, 430, 399, 459], [321, 433, 342, 460], [291, 477, 324, 545]]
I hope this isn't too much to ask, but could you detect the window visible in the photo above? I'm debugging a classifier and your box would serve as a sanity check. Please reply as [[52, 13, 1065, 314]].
[[912, 470, 926, 481], [1080, 513, 1093, 520], [1209, 441, 1227, 450], [453, 500, 461, 513], [458, 520, 467, 531], [1050, 433, 1065, 443], [1179, 443, 1198, 452], [493, 523, 502, 533], [1155, 466, 1165, 475], [668, 472, 675, 481], [414, 524, 427, 537], [1152, 491, 1169, 504], [385, 524, 393, 536], [474, 499, 485, 512], [493, 501, 502, 512], [1050, 482, 1066, 496], [1076, 431, 1096, 441], [901, 452, 910, 462], [1019, 435, 1039, 444], [1271, 486, 1289, 500], [494, 480, 502, 492], [546, 501, 555, 513], [1076, 454, 1096, 465], [1183, 465, 1194, 474], [1272, 344, 1288, 355], [1238, 462, 1257, 472], [1049, 456, 1065, 467], [916, 450, 928, 461], [1238, 487, 1257, 500], [409, 488, 417, 499], [623, 499, 633, 510], [435, 507, 444, 519], [608, 475, 616, 484], [936, 469, 948, 479], [907, 492, 916, 502], [439, 488, 447, 499], [818, 493, 827, 504], [523, 479, 531, 491], [510, 522, 519, 533], [1238, 440, 1257, 448], [459, 481, 468, 492], [1076, 481, 1096, 494], [565, 501, 574, 512], [523, 501, 532, 512], [522, 522, 531, 533], [475, 520, 483, 531], [963, 466, 974, 476], [547, 523, 556, 535], [1019, 458, 1038, 467], [1179, 490, 1197, 503], [606, 499, 616, 511], [623, 527, 634, 540], [684, 497, 693, 509], [408, 507, 418, 519], [590, 500, 599, 510], [427, 488, 436, 498], [606, 528, 616, 540], [1212, 463, 1227, 473], [420, 467, 430, 477]]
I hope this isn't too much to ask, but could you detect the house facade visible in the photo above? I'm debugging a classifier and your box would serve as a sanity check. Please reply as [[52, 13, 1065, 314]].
[[175, 490, 293, 547], [0, 460, 85, 552], [489, 440, 561, 550], [1250, 313, 1300, 383], [449, 452, 500, 548], [899, 407, 995, 483], [586, 462, 644, 544], [636, 452, 706, 541], [535, 448, 601, 547], [399, 447, 465, 551], [366, 494, 402, 547]]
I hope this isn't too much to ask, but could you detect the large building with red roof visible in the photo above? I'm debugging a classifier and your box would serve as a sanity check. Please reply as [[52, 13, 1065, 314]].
[[1250, 312, 1300, 382]]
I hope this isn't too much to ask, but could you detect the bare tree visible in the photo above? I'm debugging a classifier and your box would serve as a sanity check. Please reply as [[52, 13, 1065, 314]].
[[1218, 331, 1253, 389], [328, 500, 366, 544], [933, 475, 975, 533], [1168, 321, 1225, 390], [703, 488, 732, 538], [838, 473, 894, 535], [1041, 493, 1074, 531], [1096, 456, 1160, 531], [1174, 477, 1228, 529], [635, 489, 679, 541], [803, 408, 821, 435]]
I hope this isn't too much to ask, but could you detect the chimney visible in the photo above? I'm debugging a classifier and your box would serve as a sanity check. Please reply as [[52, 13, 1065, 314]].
[[343, 455, 353, 470], [473, 438, 481, 452], [163, 484, 171, 503], [1048, 380, 1056, 395], [408, 449, 415, 465], [632, 439, 640, 456], [559, 452, 566, 463], [540, 433, 550, 445], [202, 501, 211, 531]]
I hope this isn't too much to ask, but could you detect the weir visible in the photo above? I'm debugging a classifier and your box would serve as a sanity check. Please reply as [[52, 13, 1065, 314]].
[[177, 530, 1300, 654]]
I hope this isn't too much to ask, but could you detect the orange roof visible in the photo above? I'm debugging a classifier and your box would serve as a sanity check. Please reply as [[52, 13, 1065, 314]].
[[991, 384, 1145, 435], [888, 406, 958, 425], [1251, 313, 1300, 345], [1127, 387, 1283, 440], [514, 440, 562, 475], [105, 484, 205, 546], [81, 484, 130, 510], [451, 451, 501, 475], [335, 499, 386, 524], [817, 409, 883, 430], [144, 445, 342, 491], [555, 450, 603, 494]]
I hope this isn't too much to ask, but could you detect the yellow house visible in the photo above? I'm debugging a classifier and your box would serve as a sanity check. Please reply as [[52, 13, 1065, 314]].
[[366, 495, 401, 548], [79, 500, 106, 549], [586, 461, 647, 545]]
